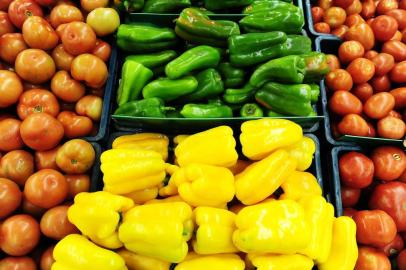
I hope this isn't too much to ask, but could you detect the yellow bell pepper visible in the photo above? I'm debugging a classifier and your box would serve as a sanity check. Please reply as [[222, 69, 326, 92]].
[[318, 216, 358, 270], [280, 171, 322, 201], [240, 119, 303, 160], [52, 234, 127, 270], [175, 126, 238, 167], [235, 149, 296, 205], [193, 207, 238, 254], [233, 199, 310, 254], [174, 254, 245, 270], [144, 195, 186, 205], [124, 187, 159, 204], [117, 249, 172, 270], [119, 202, 193, 263], [67, 191, 134, 249], [166, 163, 235, 207], [173, 135, 189, 146], [282, 136, 316, 171], [251, 254, 314, 270], [298, 195, 334, 264], [101, 149, 166, 195], [228, 160, 252, 175]]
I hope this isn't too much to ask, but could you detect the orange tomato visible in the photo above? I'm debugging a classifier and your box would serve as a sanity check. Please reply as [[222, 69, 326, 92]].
[[51, 44, 74, 71], [364, 50, 378, 60], [0, 256, 37, 270], [338, 114, 369, 136], [0, 119, 24, 152], [318, 0, 333, 10], [56, 139, 95, 174], [364, 92, 395, 119], [34, 146, 60, 171], [71, 54, 108, 88], [371, 15, 399, 42], [0, 178, 22, 219], [372, 53, 395, 76], [15, 49, 55, 84], [61, 21, 96, 56], [57, 111, 93, 138], [329, 90, 363, 116], [390, 87, 406, 110], [22, 16, 58, 50], [312, 6, 324, 23], [40, 205, 79, 240], [0, 11, 14, 37], [65, 174, 90, 199], [377, 116, 406, 139], [345, 0, 362, 14], [346, 57, 375, 84], [51, 70, 85, 102], [362, 0, 376, 19], [326, 54, 341, 70], [345, 14, 365, 27], [0, 150, 34, 187], [386, 9, 406, 31], [323, 7, 347, 29], [370, 74, 391, 92], [0, 70, 23, 108], [326, 69, 353, 91], [40, 246, 55, 270], [390, 61, 406, 83], [382, 40, 406, 62], [331, 25, 348, 39], [314, 22, 331, 33], [17, 89, 60, 120], [355, 247, 391, 270], [376, 0, 398, 15], [338, 40, 365, 64], [49, 3, 83, 28], [75, 95, 102, 122], [80, 0, 108, 12], [92, 39, 111, 62], [345, 23, 375, 51], [333, 0, 354, 8], [353, 83, 373, 102], [0, 33, 28, 64]]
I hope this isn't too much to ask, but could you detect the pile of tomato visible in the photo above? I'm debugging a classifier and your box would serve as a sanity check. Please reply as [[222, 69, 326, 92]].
[[312, 0, 406, 139]]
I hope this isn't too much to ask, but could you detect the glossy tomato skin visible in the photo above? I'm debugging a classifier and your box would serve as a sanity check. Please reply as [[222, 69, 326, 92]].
[[80, 0, 108, 12], [17, 89, 60, 120], [40, 205, 78, 240], [75, 95, 102, 122], [386, 9, 406, 31], [71, 54, 108, 88], [56, 139, 95, 174], [326, 69, 353, 91], [324, 7, 347, 29], [345, 23, 375, 51], [331, 25, 348, 39], [0, 178, 22, 219], [379, 234, 404, 257], [339, 151, 374, 188], [15, 49, 55, 84], [338, 40, 365, 64], [0, 150, 34, 187], [355, 246, 391, 270], [65, 174, 90, 199], [398, 249, 406, 270], [0, 0, 13, 11], [8, 0, 43, 28], [341, 185, 361, 207], [333, 0, 353, 8], [0, 33, 28, 64], [364, 92, 395, 119], [366, 121, 377, 137], [371, 15, 399, 42], [40, 246, 55, 270], [371, 146, 406, 181], [329, 90, 363, 116], [391, 87, 406, 110], [57, 111, 93, 138], [92, 39, 111, 62], [61, 21, 96, 56], [51, 70, 85, 103], [390, 61, 406, 83], [51, 44, 74, 71], [86, 7, 120, 37], [376, 0, 398, 15], [364, 50, 378, 60], [0, 70, 23, 108], [346, 57, 375, 84], [22, 16, 58, 50], [0, 119, 24, 152], [346, 0, 362, 15], [0, 11, 14, 36], [345, 14, 365, 27], [314, 22, 331, 33], [377, 116, 406, 139], [382, 40, 406, 62], [0, 256, 37, 270], [21, 196, 45, 218], [318, 0, 333, 9], [312, 6, 324, 23], [372, 53, 395, 76], [34, 146, 60, 171], [326, 54, 341, 71], [338, 114, 369, 136], [362, 0, 376, 19], [49, 3, 83, 28], [353, 83, 373, 102]]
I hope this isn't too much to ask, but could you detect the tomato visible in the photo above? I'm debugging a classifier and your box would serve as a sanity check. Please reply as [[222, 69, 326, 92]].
[[34, 146, 60, 171], [390, 30, 402, 41], [376, 0, 398, 15], [0, 70, 23, 108], [323, 7, 346, 29], [0, 119, 23, 152], [51, 44, 74, 72], [21, 196, 45, 218], [56, 111, 92, 138], [345, 0, 362, 15], [403, 30, 406, 43], [40, 246, 55, 270], [372, 146, 406, 181], [15, 49, 55, 84], [347, 58, 375, 84], [370, 75, 391, 92], [339, 151, 374, 188], [331, 25, 348, 39], [61, 21, 96, 56], [345, 23, 375, 51], [338, 114, 369, 136], [0, 150, 34, 187], [367, 121, 377, 137], [390, 61, 406, 83], [379, 234, 404, 257], [372, 53, 394, 76], [22, 16, 58, 51], [0, 0, 12, 11], [20, 113, 64, 151], [35, 0, 57, 5], [66, 174, 90, 199], [92, 39, 111, 62], [86, 7, 120, 37], [8, 0, 43, 28], [50, 70, 85, 103], [391, 87, 406, 110], [0, 257, 37, 270], [326, 69, 353, 91], [353, 83, 373, 102], [75, 95, 102, 122], [362, 0, 376, 19], [71, 54, 108, 88], [329, 91, 363, 116], [355, 246, 391, 270], [17, 89, 60, 120], [364, 50, 378, 60], [49, 3, 83, 28], [0, 214, 40, 256], [326, 54, 341, 71], [370, 15, 398, 42], [80, 0, 108, 12], [345, 14, 365, 27], [312, 6, 324, 23], [341, 186, 361, 207], [0, 11, 14, 37], [0, 33, 28, 64], [389, 110, 402, 119], [0, 178, 22, 219], [343, 207, 358, 217], [55, 139, 95, 174], [318, 0, 333, 9], [333, 0, 354, 8], [314, 22, 331, 33], [382, 40, 406, 62], [399, 250, 406, 270], [377, 116, 406, 139], [338, 41, 364, 64], [24, 169, 68, 208], [386, 9, 406, 31], [40, 205, 78, 240]]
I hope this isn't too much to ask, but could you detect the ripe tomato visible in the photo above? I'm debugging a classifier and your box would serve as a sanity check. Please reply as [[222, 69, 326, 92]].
[[364, 50, 378, 60], [22, 16, 58, 51], [326, 69, 353, 91], [355, 246, 391, 270], [333, 0, 354, 8], [347, 58, 375, 84], [0, 119, 24, 151], [80, 0, 108, 12], [371, 15, 399, 42], [66, 174, 90, 199], [314, 22, 331, 33], [49, 3, 83, 28], [391, 87, 406, 110], [386, 9, 406, 31], [34, 146, 60, 171], [391, 30, 403, 41], [0, 178, 22, 219], [40, 246, 55, 270], [24, 169, 68, 208], [323, 7, 346, 29], [0, 0, 12, 11], [326, 54, 341, 71], [331, 25, 348, 39], [0, 214, 40, 256], [0, 11, 14, 36], [40, 205, 78, 240], [318, 0, 333, 9], [21, 195, 45, 218], [346, 0, 362, 15], [379, 234, 404, 257], [377, 116, 406, 139], [35, 0, 57, 5], [20, 112, 64, 151], [338, 40, 365, 64], [8, 0, 43, 28], [329, 90, 363, 116], [57, 111, 93, 138], [86, 7, 120, 37], [372, 53, 395, 76], [51, 70, 85, 103], [75, 95, 102, 122], [341, 185, 361, 207], [403, 30, 406, 43], [370, 75, 391, 92], [0, 257, 37, 270], [345, 23, 375, 51], [343, 207, 358, 217], [353, 83, 373, 102], [382, 40, 406, 62], [0, 70, 23, 108], [15, 49, 55, 84], [17, 89, 60, 120], [0, 33, 28, 64], [376, 0, 398, 15], [61, 21, 96, 56], [339, 151, 374, 188], [372, 146, 406, 181], [390, 61, 406, 83], [338, 114, 369, 136], [92, 39, 111, 62], [312, 6, 324, 23], [56, 139, 95, 174], [345, 14, 365, 27], [362, 0, 376, 19], [398, 249, 406, 270], [71, 54, 108, 88], [389, 110, 402, 119], [51, 44, 74, 71], [0, 150, 34, 187], [367, 121, 377, 137]]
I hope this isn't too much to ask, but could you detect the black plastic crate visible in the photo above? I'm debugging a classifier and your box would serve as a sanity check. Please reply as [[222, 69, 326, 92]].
[[304, 0, 337, 38]]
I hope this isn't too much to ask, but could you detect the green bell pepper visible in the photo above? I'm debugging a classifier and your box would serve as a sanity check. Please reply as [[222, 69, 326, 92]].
[[143, 0, 191, 13], [165, 45, 221, 79], [218, 62, 246, 88], [204, 0, 254, 10], [223, 84, 257, 104], [249, 55, 306, 87], [275, 35, 312, 57], [177, 68, 224, 102], [117, 60, 153, 106], [114, 98, 173, 117], [310, 83, 320, 104], [243, 1, 298, 13], [175, 26, 227, 47], [126, 50, 177, 69], [240, 103, 264, 117], [180, 104, 233, 118], [114, 0, 144, 12], [142, 76, 198, 102], [255, 82, 314, 116], [267, 110, 285, 117], [301, 52, 330, 83]]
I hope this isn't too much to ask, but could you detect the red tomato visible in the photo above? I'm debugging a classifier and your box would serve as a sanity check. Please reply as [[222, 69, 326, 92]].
[[346, 0, 362, 15], [92, 40, 111, 62], [345, 23, 375, 51], [345, 14, 365, 27], [403, 30, 406, 43], [15, 49, 56, 84], [0, 33, 28, 64], [333, 0, 354, 8], [376, 0, 398, 15], [390, 61, 406, 83], [75, 95, 102, 122], [371, 15, 399, 42], [372, 146, 406, 181], [382, 40, 406, 62], [0, 257, 37, 270], [312, 6, 324, 23], [338, 40, 365, 64], [329, 90, 363, 116], [40, 205, 78, 240], [347, 58, 375, 84], [49, 3, 83, 28], [24, 169, 68, 209], [318, 0, 333, 10], [0, 70, 23, 108], [331, 25, 348, 39], [0, 119, 24, 152], [372, 53, 395, 76], [51, 70, 85, 103], [355, 246, 391, 270], [21, 196, 45, 218], [34, 146, 60, 171], [398, 249, 406, 270], [51, 44, 74, 71], [8, 0, 43, 28], [40, 246, 55, 270], [339, 151, 374, 188], [0, 178, 22, 219], [324, 7, 347, 29], [370, 75, 391, 92], [362, 0, 376, 19], [22, 16, 58, 51], [0, 0, 12, 11], [56, 139, 95, 174], [71, 54, 108, 88], [17, 89, 60, 120], [391, 87, 406, 110], [35, 0, 57, 5], [314, 22, 331, 33], [0, 11, 14, 37], [0, 214, 40, 256], [364, 50, 378, 60], [341, 185, 361, 207], [353, 83, 373, 102], [0, 150, 34, 187], [379, 234, 404, 257], [386, 9, 406, 31], [326, 54, 341, 71], [367, 121, 377, 137], [57, 111, 93, 138], [377, 116, 406, 139], [66, 174, 90, 199], [61, 21, 96, 56], [343, 207, 358, 217], [326, 69, 353, 91], [338, 114, 369, 136], [391, 30, 403, 41]]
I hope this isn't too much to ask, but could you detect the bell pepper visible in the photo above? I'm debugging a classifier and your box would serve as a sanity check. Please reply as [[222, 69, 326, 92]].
[[165, 46, 221, 79], [174, 135, 189, 146], [114, 0, 144, 12], [176, 8, 240, 47], [250, 254, 314, 270], [143, 76, 198, 102], [218, 62, 246, 88], [298, 196, 334, 264], [318, 217, 358, 270], [126, 50, 177, 70], [302, 52, 330, 83], [117, 249, 172, 270], [114, 98, 173, 117], [193, 207, 238, 254], [204, 0, 253, 10], [178, 68, 224, 103], [243, 1, 298, 14], [124, 187, 159, 204], [117, 60, 153, 106], [240, 118, 303, 160], [180, 104, 233, 118], [112, 133, 169, 161], [52, 234, 127, 270], [240, 103, 263, 117], [255, 82, 314, 116], [310, 83, 320, 104], [235, 149, 296, 205], [229, 159, 252, 175], [117, 24, 178, 53], [175, 126, 238, 167], [233, 199, 311, 254], [250, 55, 306, 87], [166, 164, 235, 207], [101, 149, 166, 195], [175, 254, 245, 270], [67, 192, 134, 249], [280, 171, 322, 201], [267, 109, 285, 117], [282, 136, 316, 171], [119, 202, 193, 263], [143, 0, 191, 13], [223, 84, 257, 104]]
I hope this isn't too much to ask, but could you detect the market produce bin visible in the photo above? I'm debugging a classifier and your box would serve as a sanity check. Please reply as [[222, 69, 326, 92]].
[[89, 142, 103, 192], [303, 0, 336, 38]]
